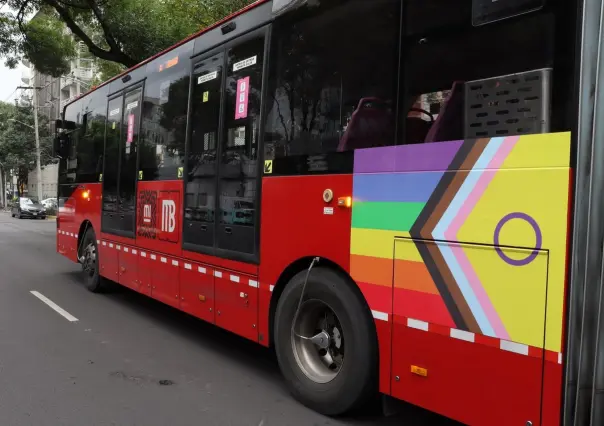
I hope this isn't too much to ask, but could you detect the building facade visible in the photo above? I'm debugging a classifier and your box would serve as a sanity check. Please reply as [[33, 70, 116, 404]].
[[22, 41, 94, 199]]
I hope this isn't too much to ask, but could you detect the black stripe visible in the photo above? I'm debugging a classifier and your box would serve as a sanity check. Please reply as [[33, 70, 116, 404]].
[[410, 139, 475, 236], [417, 242, 468, 330], [264, 151, 354, 176], [408, 139, 477, 330]]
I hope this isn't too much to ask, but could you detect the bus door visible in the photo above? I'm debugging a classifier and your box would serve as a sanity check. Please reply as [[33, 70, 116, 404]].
[[101, 86, 143, 238], [183, 28, 267, 341]]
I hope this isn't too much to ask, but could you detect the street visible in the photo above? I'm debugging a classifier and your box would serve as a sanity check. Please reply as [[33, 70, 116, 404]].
[[0, 213, 457, 426]]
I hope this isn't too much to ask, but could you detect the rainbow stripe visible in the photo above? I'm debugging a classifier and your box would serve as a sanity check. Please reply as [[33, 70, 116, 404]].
[[350, 133, 572, 353]]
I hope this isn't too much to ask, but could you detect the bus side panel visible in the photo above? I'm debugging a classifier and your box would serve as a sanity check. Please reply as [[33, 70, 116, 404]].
[[259, 174, 353, 344], [57, 183, 102, 262], [351, 134, 571, 425], [135, 180, 183, 258]]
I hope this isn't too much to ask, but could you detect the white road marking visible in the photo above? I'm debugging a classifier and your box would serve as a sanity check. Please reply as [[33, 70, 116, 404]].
[[30, 291, 79, 322]]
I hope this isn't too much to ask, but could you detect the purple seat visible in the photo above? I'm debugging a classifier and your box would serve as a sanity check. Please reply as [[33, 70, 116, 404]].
[[424, 81, 464, 143]]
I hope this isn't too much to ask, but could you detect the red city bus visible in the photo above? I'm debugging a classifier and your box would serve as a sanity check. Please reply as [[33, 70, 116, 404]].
[[53, 0, 598, 424]]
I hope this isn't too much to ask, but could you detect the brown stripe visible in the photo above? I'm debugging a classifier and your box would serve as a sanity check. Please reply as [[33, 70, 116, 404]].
[[420, 139, 489, 332]]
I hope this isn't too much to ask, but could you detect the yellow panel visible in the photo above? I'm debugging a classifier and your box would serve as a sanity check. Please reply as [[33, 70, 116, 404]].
[[460, 242, 549, 348], [502, 132, 571, 169], [351, 228, 423, 262], [458, 167, 570, 352]]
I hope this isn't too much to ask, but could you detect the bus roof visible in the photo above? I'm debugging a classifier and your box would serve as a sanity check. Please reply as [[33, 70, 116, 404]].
[[65, 0, 270, 110]]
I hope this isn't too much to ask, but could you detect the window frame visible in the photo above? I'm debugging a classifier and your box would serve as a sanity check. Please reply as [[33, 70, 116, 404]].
[[262, 0, 402, 175], [101, 80, 145, 238], [182, 24, 270, 264]]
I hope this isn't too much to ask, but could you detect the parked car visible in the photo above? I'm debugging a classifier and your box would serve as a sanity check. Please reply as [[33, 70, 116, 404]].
[[41, 198, 57, 209], [11, 197, 47, 219]]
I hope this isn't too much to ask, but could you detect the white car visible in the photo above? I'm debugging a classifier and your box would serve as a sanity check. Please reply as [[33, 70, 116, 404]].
[[41, 198, 57, 209]]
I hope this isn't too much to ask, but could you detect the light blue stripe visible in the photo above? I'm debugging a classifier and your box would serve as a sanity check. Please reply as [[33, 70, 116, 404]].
[[432, 137, 504, 335], [434, 137, 504, 238], [437, 243, 495, 336]]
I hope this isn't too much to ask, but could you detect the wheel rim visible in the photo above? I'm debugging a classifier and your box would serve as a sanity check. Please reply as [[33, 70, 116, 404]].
[[290, 299, 344, 384], [81, 242, 97, 278]]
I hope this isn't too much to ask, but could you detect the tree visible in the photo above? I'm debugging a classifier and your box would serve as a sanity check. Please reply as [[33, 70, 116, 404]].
[[0, 100, 51, 198], [0, 0, 255, 79]]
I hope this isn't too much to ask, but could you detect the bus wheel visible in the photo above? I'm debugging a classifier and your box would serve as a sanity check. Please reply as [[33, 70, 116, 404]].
[[79, 229, 105, 293], [274, 267, 377, 416]]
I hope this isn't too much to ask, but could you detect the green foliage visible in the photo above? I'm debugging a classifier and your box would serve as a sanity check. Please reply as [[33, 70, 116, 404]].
[[22, 8, 76, 77], [1, 0, 256, 81], [0, 101, 52, 195]]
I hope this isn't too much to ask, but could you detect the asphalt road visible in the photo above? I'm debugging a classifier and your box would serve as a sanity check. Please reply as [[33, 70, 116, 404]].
[[0, 213, 458, 426]]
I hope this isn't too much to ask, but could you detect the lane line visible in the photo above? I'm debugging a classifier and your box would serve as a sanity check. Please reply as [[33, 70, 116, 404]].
[[30, 291, 79, 322]]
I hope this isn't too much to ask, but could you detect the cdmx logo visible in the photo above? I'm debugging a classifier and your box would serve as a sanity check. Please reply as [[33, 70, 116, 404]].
[[137, 190, 157, 239]]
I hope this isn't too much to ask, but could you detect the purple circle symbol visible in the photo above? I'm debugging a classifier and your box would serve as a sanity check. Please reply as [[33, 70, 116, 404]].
[[494, 212, 542, 266]]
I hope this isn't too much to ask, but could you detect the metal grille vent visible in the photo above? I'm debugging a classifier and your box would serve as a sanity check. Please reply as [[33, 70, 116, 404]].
[[464, 68, 551, 139]]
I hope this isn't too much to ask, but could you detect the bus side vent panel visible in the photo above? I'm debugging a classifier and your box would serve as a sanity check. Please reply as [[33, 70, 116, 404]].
[[464, 68, 552, 139]]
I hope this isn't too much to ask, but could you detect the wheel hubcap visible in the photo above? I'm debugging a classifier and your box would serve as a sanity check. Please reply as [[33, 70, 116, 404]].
[[81, 243, 96, 277], [291, 300, 344, 384]]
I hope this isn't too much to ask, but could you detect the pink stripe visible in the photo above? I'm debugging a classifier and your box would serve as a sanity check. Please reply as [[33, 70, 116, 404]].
[[445, 136, 519, 339]]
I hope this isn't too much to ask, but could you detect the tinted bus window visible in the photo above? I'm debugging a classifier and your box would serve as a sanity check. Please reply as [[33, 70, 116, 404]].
[[119, 88, 142, 215], [264, 0, 400, 159], [59, 100, 82, 185], [78, 102, 106, 183], [139, 43, 192, 181], [103, 97, 121, 212], [400, 1, 557, 144]]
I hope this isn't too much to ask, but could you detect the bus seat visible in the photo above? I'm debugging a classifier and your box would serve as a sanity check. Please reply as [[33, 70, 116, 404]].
[[424, 81, 464, 143], [337, 97, 394, 152]]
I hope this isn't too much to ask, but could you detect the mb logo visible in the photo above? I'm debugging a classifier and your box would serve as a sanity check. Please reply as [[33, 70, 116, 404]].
[[161, 200, 176, 233]]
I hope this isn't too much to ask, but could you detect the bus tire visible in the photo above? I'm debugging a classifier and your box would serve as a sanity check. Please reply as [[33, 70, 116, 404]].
[[80, 228, 105, 293], [274, 267, 377, 416]]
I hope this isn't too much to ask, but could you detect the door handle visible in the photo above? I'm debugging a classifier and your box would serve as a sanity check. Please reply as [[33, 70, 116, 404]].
[[120, 215, 125, 219], [200, 225, 207, 231], [225, 227, 232, 234]]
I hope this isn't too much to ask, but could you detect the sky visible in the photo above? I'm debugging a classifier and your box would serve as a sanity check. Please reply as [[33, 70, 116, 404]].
[[0, 5, 30, 104], [0, 63, 28, 103]]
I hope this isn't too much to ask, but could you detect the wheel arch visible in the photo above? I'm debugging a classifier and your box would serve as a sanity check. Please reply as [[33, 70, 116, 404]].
[[267, 256, 378, 352], [76, 219, 95, 256]]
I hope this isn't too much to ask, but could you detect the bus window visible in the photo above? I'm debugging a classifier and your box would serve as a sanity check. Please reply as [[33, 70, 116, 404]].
[[264, 0, 400, 159], [400, 1, 557, 144]]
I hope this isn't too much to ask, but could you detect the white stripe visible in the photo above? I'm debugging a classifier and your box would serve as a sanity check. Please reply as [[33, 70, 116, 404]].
[[132, 249, 137, 255], [141, 252, 147, 258], [450, 328, 475, 343], [500, 340, 529, 356], [172, 260, 178, 266], [150, 254, 156, 260], [30, 291, 78, 322], [558, 353, 562, 364], [198, 266, 206, 274], [123, 247, 129, 253], [116, 245, 121, 250], [184, 263, 192, 270], [214, 271, 222, 278], [407, 318, 429, 331], [249, 280, 259, 288], [161, 257, 167, 263], [371, 310, 389, 322], [109, 243, 114, 248], [269, 285, 274, 292], [230, 275, 240, 283], [102, 241, 107, 246]]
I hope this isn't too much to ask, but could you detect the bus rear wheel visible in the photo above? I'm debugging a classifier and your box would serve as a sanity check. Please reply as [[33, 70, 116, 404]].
[[274, 267, 377, 416], [79, 228, 106, 293]]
